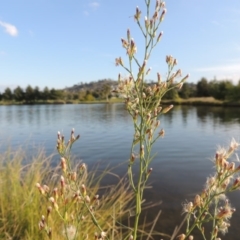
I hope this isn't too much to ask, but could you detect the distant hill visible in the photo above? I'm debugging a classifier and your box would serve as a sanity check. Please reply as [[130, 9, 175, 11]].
[[64, 79, 118, 93]]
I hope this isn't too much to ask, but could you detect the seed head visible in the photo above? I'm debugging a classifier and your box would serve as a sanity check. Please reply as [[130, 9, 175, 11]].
[[134, 6, 141, 21], [121, 38, 128, 48], [47, 206, 52, 217], [130, 153, 136, 163], [49, 197, 59, 211], [53, 187, 59, 200], [159, 129, 165, 137], [193, 194, 202, 207], [115, 57, 123, 66], [61, 157, 67, 172], [145, 67, 151, 75], [36, 183, 45, 195], [160, 8, 167, 22], [162, 104, 173, 114], [71, 172, 77, 182], [157, 31, 163, 42], [81, 184, 87, 196], [177, 234, 186, 240], [127, 29, 131, 42], [145, 16, 149, 28]]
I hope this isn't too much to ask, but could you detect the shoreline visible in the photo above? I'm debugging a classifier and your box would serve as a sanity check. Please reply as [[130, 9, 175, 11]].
[[0, 97, 240, 107]]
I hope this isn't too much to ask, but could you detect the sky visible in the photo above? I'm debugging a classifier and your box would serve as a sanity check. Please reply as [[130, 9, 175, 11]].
[[1, 0, 240, 92]]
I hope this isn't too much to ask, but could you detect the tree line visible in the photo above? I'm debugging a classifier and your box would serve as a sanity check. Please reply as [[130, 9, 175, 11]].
[[0, 82, 114, 102], [0, 86, 65, 102], [1, 77, 240, 102], [164, 77, 240, 101]]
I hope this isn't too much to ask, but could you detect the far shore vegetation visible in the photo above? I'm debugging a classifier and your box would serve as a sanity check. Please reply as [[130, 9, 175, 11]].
[[1, 77, 240, 106]]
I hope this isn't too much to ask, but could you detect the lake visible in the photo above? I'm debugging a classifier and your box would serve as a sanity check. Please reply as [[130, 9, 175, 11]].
[[0, 103, 240, 239]]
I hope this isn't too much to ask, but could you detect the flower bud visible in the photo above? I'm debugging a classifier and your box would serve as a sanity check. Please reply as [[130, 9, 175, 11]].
[[177, 234, 186, 240], [160, 8, 167, 22], [53, 187, 59, 200], [36, 183, 45, 195], [147, 168, 153, 177], [157, 72, 161, 84], [130, 153, 136, 163], [121, 38, 128, 48], [81, 184, 87, 196], [157, 31, 163, 42], [71, 172, 77, 182], [146, 67, 152, 75], [115, 57, 123, 66], [127, 29, 131, 42], [159, 129, 165, 137], [145, 16, 149, 28], [155, 120, 160, 128], [194, 194, 202, 207], [47, 206, 52, 217], [61, 157, 67, 172], [162, 104, 173, 114], [134, 7, 141, 21], [49, 197, 59, 211], [43, 185, 50, 194]]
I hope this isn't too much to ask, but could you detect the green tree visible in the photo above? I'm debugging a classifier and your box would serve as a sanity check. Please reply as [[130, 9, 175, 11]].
[[49, 88, 64, 100], [85, 93, 95, 101], [162, 88, 179, 99], [42, 87, 50, 100], [25, 85, 34, 102], [209, 80, 234, 100], [196, 77, 210, 97], [73, 93, 79, 100], [178, 82, 194, 99], [2, 87, 13, 101], [101, 83, 111, 101], [34, 86, 41, 101], [92, 90, 100, 99], [13, 86, 25, 102], [226, 85, 240, 101]]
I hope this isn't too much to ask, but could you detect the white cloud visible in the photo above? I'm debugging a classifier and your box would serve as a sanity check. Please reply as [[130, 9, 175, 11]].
[[195, 63, 240, 83], [0, 20, 18, 37], [195, 63, 240, 73], [89, 2, 100, 9]]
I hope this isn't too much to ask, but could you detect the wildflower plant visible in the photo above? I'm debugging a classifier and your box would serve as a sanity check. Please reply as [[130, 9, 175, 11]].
[[177, 139, 240, 240], [114, 0, 188, 239], [36, 129, 103, 239], [36, 129, 134, 240]]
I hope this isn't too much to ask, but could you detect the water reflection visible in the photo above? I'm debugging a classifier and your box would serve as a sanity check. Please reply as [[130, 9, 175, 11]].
[[196, 106, 240, 124]]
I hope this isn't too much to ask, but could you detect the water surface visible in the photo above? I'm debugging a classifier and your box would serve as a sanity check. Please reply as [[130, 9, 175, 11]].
[[0, 104, 240, 239]]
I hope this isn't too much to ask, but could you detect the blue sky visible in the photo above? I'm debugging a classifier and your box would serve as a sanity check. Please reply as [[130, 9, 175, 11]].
[[1, 0, 240, 91]]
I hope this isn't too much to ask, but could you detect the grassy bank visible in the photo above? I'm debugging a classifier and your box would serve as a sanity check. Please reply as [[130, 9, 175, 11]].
[[0, 98, 124, 106], [1, 97, 240, 106], [0, 148, 136, 240], [162, 97, 240, 107]]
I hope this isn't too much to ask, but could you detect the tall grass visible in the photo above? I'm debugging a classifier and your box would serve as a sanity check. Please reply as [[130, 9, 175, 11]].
[[0, 148, 136, 239]]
